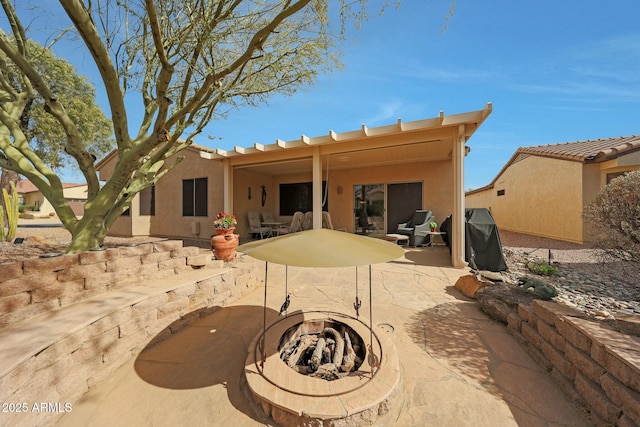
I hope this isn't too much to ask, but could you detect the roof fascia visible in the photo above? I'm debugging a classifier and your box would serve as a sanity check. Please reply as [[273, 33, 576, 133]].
[[207, 102, 492, 163]]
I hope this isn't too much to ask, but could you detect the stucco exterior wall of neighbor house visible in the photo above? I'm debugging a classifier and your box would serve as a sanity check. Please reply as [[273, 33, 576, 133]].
[[581, 163, 602, 242], [466, 139, 640, 244], [466, 156, 585, 243], [20, 184, 88, 216]]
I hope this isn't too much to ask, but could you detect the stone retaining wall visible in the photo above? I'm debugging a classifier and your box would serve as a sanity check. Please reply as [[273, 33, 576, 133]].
[[0, 240, 211, 328], [507, 300, 640, 426], [0, 242, 264, 426]]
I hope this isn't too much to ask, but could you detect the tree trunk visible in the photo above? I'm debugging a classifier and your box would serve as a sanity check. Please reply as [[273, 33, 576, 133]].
[[66, 213, 108, 253], [0, 169, 19, 194]]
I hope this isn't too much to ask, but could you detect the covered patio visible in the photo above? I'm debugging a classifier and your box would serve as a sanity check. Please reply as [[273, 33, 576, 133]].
[[201, 103, 493, 268]]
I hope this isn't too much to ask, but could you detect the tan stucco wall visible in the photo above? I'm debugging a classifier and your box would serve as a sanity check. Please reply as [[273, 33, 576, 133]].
[[108, 148, 224, 239], [21, 185, 88, 216], [232, 160, 453, 234], [466, 151, 640, 244], [64, 186, 88, 199], [616, 150, 640, 167], [233, 168, 276, 237], [466, 156, 585, 243]]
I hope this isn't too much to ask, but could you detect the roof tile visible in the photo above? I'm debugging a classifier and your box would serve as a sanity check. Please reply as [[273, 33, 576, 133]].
[[519, 135, 640, 162]]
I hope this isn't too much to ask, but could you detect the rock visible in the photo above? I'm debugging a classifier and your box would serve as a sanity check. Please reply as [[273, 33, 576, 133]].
[[24, 235, 59, 245], [455, 275, 491, 298], [479, 282, 538, 308], [615, 311, 640, 336], [516, 276, 558, 300], [477, 270, 517, 284], [476, 294, 513, 324]]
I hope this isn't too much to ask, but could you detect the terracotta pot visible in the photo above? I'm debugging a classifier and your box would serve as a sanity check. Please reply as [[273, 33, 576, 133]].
[[211, 228, 239, 262]]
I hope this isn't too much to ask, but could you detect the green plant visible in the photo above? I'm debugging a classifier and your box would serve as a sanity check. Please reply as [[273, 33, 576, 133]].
[[524, 260, 558, 276], [1, 182, 20, 242], [429, 221, 438, 230], [214, 212, 237, 229], [19, 204, 36, 212]]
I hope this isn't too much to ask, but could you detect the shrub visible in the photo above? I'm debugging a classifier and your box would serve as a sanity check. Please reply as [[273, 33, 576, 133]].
[[583, 169, 640, 279], [19, 204, 36, 212], [524, 260, 558, 276]]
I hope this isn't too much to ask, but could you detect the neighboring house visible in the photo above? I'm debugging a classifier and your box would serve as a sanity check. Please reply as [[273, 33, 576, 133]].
[[16, 179, 88, 217], [466, 136, 640, 244], [97, 103, 492, 268]]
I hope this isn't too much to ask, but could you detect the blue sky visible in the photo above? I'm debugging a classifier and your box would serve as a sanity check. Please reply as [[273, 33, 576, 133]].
[[191, 0, 640, 190], [20, 1, 640, 190]]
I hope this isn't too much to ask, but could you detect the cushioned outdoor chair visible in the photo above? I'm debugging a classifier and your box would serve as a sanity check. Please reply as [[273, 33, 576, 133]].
[[273, 211, 305, 235], [397, 210, 434, 247], [302, 211, 313, 230], [248, 211, 271, 239]]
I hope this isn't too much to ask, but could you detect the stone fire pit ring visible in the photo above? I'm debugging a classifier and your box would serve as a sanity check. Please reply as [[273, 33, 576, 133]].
[[245, 310, 401, 426]]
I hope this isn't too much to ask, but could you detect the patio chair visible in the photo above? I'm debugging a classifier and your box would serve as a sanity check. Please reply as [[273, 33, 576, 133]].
[[302, 211, 313, 230], [397, 209, 434, 246], [248, 211, 271, 239], [262, 212, 275, 222], [277, 211, 305, 235]]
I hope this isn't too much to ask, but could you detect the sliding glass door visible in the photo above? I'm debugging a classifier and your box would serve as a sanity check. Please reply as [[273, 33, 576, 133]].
[[353, 184, 385, 237]]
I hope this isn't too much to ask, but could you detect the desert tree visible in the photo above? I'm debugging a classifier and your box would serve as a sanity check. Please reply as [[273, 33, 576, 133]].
[[0, 0, 396, 253], [0, 39, 113, 191], [583, 169, 640, 280]]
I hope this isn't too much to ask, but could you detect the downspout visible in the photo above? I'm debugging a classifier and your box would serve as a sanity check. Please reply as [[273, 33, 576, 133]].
[[312, 147, 322, 229], [452, 126, 467, 268]]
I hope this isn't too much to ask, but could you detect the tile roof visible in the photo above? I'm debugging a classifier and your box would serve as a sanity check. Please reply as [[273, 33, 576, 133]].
[[467, 135, 640, 195], [15, 179, 86, 194], [518, 135, 640, 162]]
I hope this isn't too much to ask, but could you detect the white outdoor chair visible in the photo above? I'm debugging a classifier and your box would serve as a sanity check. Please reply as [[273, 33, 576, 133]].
[[248, 211, 271, 239]]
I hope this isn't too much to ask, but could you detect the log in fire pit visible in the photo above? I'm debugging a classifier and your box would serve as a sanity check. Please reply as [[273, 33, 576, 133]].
[[278, 319, 365, 381]]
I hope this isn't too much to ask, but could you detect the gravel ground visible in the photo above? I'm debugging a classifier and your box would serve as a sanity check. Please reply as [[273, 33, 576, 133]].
[[499, 230, 639, 320]]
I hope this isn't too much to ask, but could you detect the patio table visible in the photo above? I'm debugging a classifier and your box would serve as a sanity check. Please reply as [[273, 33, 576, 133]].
[[261, 222, 284, 237]]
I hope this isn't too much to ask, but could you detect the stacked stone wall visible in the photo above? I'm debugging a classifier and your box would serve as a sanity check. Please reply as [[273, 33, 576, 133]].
[[0, 241, 207, 327], [0, 242, 264, 426], [508, 300, 640, 426]]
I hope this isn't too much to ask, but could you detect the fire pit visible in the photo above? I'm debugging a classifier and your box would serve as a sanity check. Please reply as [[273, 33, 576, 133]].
[[278, 318, 365, 380], [245, 310, 401, 426]]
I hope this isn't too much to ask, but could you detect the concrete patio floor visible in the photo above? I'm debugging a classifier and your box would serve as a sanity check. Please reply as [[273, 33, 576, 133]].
[[56, 246, 591, 426]]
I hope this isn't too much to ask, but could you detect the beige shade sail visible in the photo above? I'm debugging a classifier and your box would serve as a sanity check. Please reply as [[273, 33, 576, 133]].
[[237, 229, 404, 267]]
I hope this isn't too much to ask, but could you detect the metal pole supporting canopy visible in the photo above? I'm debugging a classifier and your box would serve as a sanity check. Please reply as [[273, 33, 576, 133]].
[[237, 228, 405, 370]]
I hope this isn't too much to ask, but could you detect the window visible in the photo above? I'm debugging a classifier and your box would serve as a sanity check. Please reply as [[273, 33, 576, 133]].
[[183, 178, 208, 216], [279, 181, 327, 215], [497, 189, 505, 196], [139, 185, 155, 216], [606, 172, 628, 184]]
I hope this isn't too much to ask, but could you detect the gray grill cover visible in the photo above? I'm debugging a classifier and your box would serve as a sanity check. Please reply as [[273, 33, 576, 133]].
[[464, 208, 507, 272]]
